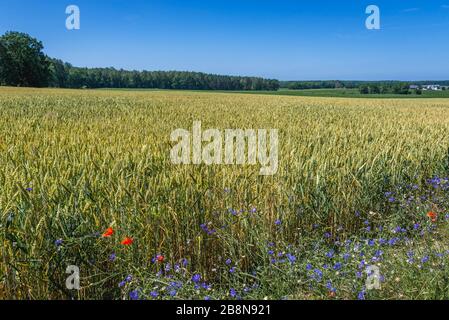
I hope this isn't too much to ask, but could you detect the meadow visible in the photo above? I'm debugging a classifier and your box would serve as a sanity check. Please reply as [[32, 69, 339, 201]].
[[1, 87, 449, 300]]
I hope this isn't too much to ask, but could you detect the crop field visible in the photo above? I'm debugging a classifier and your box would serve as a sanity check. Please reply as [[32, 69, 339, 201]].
[[1, 87, 449, 300]]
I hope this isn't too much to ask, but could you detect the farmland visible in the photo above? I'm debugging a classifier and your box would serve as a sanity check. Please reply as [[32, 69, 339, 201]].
[[1, 87, 449, 300]]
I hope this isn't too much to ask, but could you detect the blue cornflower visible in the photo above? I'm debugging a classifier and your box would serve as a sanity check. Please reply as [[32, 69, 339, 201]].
[[421, 256, 429, 264], [204, 296, 211, 300], [357, 291, 365, 300], [129, 290, 139, 300], [125, 275, 132, 282], [169, 289, 177, 297], [118, 281, 126, 288], [333, 262, 342, 271], [314, 269, 323, 281], [326, 250, 334, 258], [55, 239, 63, 246], [150, 291, 159, 298], [229, 267, 236, 273], [287, 254, 296, 264], [230, 288, 237, 298], [225, 258, 232, 265], [192, 274, 201, 283], [109, 253, 116, 262], [275, 219, 282, 226], [306, 263, 313, 270]]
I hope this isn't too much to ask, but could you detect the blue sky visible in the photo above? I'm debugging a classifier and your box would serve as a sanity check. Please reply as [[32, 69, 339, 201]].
[[1, 0, 448, 80]]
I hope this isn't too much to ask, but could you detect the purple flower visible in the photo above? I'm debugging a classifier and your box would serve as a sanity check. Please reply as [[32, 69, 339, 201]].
[[357, 291, 365, 300], [225, 259, 232, 265], [118, 281, 126, 288], [150, 291, 158, 298], [230, 288, 237, 298], [192, 274, 201, 283], [54, 239, 63, 246], [129, 290, 139, 300], [169, 289, 177, 297], [333, 262, 342, 270], [275, 219, 282, 226], [229, 267, 236, 273], [287, 254, 296, 264], [109, 253, 116, 262]]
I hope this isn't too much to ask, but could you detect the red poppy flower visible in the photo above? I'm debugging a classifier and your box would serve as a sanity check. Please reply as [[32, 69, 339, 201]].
[[156, 255, 164, 262], [121, 237, 134, 245], [102, 227, 114, 238], [427, 211, 437, 222]]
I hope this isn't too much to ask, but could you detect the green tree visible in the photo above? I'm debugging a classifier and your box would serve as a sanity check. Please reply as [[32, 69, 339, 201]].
[[359, 85, 369, 94], [0, 31, 51, 87]]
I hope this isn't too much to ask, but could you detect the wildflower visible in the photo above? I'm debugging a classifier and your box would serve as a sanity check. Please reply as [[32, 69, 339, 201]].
[[156, 254, 164, 263], [306, 263, 313, 271], [388, 197, 396, 203], [357, 291, 365, 300], [192, 274, 201, 283], [204, 296, 211, 300], [26, 187, 33, 192], [121, 237, 133, 245], [314, 269, 323, 281], [109, 253, 116, 262], [169, 289, 177, 297], [325, 250, 334, 259], [230, 288, 237, 298], [118, 281, 126, 288], [54, 239, 63, 246], [333, 262, 342, 271], [129, 290, 139, 300], [421, 256, 429, 264], [287, 254, 296, 264], [268, 250, 274, 255], [225, 258, 232, 265], [427, 211, 437, 222], [150, 291, 159, 298], [275, 219, 282, 226], [125, 275, 132, 282], [102, 227, 114, 238], [229, 267, 236, 273]]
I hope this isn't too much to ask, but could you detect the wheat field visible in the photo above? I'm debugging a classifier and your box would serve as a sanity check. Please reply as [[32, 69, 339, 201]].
[[1, 87, 449, 299]]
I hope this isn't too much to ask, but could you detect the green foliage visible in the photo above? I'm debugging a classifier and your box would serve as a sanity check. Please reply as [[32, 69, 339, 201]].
[[0, 31, 50, 87]]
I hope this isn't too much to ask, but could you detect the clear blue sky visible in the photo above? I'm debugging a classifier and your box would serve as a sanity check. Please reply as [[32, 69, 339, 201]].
[[1, 0, 448, 80]]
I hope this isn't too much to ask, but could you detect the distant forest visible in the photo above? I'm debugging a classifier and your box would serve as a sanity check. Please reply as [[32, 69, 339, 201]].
[[281, 80, 449, 90], [0, 31, 279, 90]]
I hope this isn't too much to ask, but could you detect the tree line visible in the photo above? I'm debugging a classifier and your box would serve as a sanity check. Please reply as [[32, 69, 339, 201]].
[[0, 31, 279, 91]]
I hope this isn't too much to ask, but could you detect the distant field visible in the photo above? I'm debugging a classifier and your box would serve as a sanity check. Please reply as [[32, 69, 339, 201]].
[[231, 88, 449, 98], [102, 87, 449, 99], [1, 87, 449, 300]]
